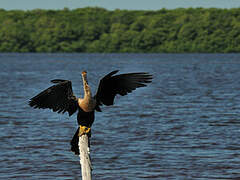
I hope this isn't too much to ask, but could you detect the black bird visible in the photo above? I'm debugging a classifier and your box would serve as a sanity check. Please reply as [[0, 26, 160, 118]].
[[29, 70, 152, 154]]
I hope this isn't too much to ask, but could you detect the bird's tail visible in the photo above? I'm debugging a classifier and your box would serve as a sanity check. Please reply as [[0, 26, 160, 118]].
[[70, 127, 80, 155]]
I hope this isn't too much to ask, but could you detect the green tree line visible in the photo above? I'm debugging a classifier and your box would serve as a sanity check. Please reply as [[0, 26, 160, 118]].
[[0, 7, 240, 53]]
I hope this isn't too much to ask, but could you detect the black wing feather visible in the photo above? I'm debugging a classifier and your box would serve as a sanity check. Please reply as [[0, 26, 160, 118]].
[[95, 71, 152, 106], [29, 80, 78, 116]]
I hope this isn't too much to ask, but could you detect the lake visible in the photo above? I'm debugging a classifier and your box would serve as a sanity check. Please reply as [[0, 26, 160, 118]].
[[1, 53, 240, 179]]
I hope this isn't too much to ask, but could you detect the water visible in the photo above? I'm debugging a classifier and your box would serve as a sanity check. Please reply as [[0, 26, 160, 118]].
[[1, 53, 240, 179]]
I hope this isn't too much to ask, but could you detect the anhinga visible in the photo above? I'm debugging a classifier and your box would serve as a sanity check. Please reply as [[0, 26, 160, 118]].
[[29, 70, 152, 154]]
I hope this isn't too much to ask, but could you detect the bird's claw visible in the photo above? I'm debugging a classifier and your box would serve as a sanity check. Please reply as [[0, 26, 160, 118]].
[[78, 125, 91, 136]]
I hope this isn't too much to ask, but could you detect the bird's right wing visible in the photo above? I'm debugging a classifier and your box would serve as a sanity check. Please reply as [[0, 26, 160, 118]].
[[95, 70, 152, 107], [29, 80, 78, 116]]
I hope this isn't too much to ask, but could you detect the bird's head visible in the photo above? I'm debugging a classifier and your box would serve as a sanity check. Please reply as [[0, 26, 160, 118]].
[[81, 70, 88, 84]]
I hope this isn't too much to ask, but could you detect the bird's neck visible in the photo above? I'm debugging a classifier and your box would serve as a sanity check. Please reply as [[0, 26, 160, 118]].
[[79, 86, 96, 112], [83, 82, 92, 99], [79, 74, 96, 112]]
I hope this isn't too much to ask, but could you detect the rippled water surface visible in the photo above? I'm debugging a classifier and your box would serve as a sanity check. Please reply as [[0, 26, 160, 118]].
[[1, 53, 240, 179]]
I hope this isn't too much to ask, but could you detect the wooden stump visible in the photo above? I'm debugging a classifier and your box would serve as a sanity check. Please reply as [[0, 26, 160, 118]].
[[79, 134, 92, 180]]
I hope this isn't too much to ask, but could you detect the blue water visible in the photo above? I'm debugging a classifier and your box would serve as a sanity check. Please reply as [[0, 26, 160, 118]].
[[1, 53, 240, 179]]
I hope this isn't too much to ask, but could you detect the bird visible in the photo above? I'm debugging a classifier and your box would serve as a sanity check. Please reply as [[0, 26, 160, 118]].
[[29, 70, 152, 155]]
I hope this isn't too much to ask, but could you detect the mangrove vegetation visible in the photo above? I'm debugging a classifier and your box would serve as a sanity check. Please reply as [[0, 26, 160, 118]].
[[0, 7, 240, 53]]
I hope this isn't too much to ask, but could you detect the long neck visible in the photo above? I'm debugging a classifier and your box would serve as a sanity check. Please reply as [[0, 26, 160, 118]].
[[79, 72, 97, 112], [82, 78, 92, 99]]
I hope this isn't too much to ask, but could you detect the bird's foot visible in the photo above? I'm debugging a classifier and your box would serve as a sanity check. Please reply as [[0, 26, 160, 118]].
[[78, 125, 91, 137]]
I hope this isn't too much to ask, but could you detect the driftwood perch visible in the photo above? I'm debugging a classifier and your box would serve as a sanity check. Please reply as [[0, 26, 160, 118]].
[[79, 133, 92, 180]]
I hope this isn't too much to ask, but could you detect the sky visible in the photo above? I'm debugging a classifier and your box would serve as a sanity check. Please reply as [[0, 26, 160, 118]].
[[1, 0, 240, 10]]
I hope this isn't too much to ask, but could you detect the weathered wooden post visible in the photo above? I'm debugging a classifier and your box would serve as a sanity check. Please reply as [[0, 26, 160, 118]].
[[78, 126, 92, 180]]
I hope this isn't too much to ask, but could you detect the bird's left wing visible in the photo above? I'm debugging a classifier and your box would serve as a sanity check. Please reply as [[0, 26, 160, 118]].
[[29, 80, 78, 116], [95, 70, 152, 107]]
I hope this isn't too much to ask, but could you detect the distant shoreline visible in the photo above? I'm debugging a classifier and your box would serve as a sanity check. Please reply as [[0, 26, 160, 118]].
[[0, 7, 239, 53]]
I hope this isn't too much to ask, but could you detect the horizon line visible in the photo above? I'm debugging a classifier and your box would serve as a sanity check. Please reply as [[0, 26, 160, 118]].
[[1, 6, 240, 11]]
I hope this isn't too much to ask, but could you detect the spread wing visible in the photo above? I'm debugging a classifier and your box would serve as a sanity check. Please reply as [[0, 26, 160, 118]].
[[29, 79, 78, 116], [95, 70, 152, 106]]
